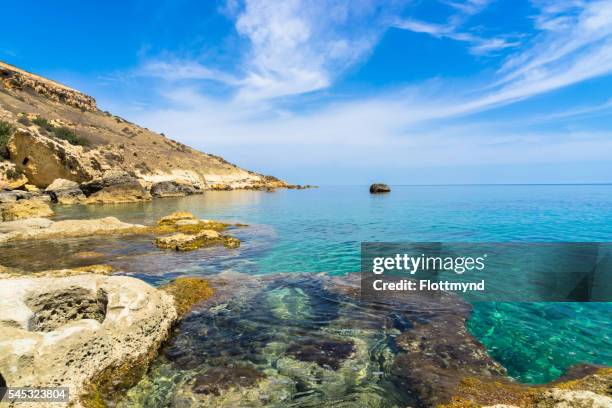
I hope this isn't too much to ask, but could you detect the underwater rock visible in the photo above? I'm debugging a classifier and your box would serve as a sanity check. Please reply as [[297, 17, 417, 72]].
[[369, 183, 390, 193], [286, 337, 355, 370], [161, 277, 214, 317], [0, 273, 177, 407], [192, 364, 265, 396]]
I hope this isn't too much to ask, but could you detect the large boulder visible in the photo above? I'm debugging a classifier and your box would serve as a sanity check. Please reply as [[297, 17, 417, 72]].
[[45, 178, 86, 204], [150, 179, 202, 198], [80, 170, 151, 203], [0, 274, 177, 407], [0, 199, 54, 221], [369, 183, 391, 194], [7, 128, 91, 187]]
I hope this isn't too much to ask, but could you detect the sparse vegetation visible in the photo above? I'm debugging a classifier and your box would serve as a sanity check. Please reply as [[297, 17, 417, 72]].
[[31, 116, 89, 146], [0, 121, 14, 159], [0, 120, 13, 146], [17, 116, 31, 126], [32, 116, 54, 132], [54, 126, 90, 146]]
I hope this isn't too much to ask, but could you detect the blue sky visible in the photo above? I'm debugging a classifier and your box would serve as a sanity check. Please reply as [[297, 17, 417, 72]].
[[2, 0, 612, 184]]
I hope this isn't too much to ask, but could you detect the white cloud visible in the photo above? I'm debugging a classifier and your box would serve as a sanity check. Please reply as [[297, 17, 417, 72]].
[[113, 0, 612, 182]]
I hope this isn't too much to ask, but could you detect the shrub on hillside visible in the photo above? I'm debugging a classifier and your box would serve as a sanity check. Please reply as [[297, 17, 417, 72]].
[[53, 126, 90, 146], [0, 121, 14, 159]]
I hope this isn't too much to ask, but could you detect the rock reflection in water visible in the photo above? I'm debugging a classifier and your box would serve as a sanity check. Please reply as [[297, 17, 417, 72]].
[[118, 272, 504, 408]]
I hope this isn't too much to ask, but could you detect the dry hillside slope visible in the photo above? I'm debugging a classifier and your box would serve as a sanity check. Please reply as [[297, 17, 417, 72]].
[[0, 61, 292, 193]]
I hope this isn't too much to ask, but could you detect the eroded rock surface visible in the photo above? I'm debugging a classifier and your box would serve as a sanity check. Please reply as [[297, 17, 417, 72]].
[[153, 211, 241, 251], [80, 170, 151, 203], [0, 273, 177, 407], [0, 216, 145, 243], [0, 199, 53, 221], [45, 178, 86, 204], [150, 179, 202, 197]]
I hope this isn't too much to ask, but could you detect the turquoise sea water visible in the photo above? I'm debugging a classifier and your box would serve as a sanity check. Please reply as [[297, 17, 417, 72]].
[[2, 185, 611, 385]]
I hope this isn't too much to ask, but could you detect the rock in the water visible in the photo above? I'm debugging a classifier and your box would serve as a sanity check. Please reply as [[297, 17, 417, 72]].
[[0, 199, 54, 221], [150, 179, 202, 198], [45, 178, 86, 204], [0, 216, 145, 243], [369, 183, 391, 193], [0, 217, 53, 233], [80, 170, 151, 203], [157, 211, 198, 226], [0, 273, 177, 406], [154, 229, 222, 251]]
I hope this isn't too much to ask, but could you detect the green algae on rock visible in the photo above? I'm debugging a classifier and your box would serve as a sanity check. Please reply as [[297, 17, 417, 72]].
[[153, 211, 242, 251], [161, 276, 215, 317]]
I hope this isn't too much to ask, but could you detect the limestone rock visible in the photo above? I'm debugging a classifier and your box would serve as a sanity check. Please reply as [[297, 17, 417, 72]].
[[7, 128, 91, 187], [0, 273, 177, 407], [0, 160, 28, 190], [0, 199, 54, 221], [45, 178, 86, 204], [535, 388, 612, 407], [0, 217, 53, 233], [0, 216, 145, 243], [154, 229, 222, 251], [369, 183, 391, 193], [81, 170, 151, 203], [150, 179, 202, 198], [157, 211, 198, 226], [23, 184, 40, 193]]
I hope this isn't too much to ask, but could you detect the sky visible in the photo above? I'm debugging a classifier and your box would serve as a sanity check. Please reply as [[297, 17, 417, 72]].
[[2, 0, 612, 184]]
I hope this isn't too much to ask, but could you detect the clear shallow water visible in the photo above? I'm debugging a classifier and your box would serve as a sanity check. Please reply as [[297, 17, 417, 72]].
[[1, 185, 611, 386]]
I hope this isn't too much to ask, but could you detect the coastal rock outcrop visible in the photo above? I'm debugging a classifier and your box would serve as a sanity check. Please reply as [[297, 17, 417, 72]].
[[0, 216, 145, 243], [150, 179, 202, 197], [0, 199, 53, 221], [7, 128, 92, 187], [153, 211, 241, 251], [369, 183, 391, 193], [0, 273, 177, 407], [0, 61, 293, 195], [80, 170, 151, 203], [45, 178, 86, 204]]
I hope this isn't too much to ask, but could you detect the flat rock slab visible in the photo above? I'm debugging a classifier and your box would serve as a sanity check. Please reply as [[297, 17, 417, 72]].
[[0, 216, 145, 243]]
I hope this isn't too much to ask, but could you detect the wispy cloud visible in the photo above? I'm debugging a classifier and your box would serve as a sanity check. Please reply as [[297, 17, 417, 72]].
[[394, 0, 521, 55], [393, 19, 520, 55]]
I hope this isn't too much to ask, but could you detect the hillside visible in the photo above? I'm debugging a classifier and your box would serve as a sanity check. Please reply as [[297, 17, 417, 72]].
[[0, 61, 290, 193]]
